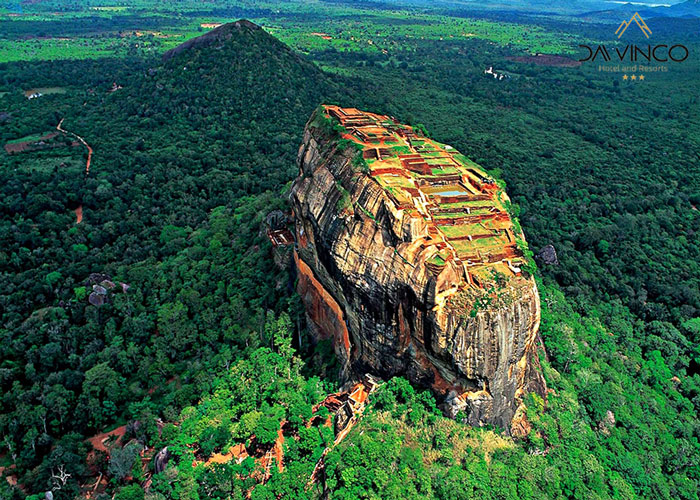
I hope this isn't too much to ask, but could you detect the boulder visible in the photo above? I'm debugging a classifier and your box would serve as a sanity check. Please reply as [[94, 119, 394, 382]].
[[154, 447, 171, 474], [88, 293, 105, 307], [86, 273, 111, 287], [536, 244, 558, 265], [597, 410, 616, 435], [266, 210, 287, 230]]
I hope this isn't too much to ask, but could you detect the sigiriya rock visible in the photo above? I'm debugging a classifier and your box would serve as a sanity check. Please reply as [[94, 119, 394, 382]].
[[290, 105, 546, 433]]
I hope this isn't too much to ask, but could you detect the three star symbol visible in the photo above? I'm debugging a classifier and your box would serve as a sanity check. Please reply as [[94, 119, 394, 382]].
[[622, 74, 645, 81]]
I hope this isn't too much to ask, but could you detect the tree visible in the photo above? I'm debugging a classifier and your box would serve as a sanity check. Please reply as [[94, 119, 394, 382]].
[[253, 412, 282, 446], [115, 484, 145, 500], [108, 443, 142, 482], [80, 363, 123, 429]]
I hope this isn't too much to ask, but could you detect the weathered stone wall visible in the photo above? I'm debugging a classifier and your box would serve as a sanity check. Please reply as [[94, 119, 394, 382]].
[[290, 113, 546, 432]]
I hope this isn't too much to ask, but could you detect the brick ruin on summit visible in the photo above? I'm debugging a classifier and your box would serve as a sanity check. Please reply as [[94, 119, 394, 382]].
[[326, 105, 525, 287]]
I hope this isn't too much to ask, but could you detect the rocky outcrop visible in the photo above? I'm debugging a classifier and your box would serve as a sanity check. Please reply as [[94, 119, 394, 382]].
[[290, 106, 546, 432], [84, 272, 129, 307], [536, 244, 558, 266]]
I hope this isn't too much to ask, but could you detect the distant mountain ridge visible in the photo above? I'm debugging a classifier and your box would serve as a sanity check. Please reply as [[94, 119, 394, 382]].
[[581, 0, 700, 21], [359, 0, 699, 18]]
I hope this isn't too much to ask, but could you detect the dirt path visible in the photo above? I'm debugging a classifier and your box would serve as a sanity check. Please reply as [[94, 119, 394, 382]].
[[87, 425, 127, 455], [57, 118, 92, 223], [57, 118, 93, 176]]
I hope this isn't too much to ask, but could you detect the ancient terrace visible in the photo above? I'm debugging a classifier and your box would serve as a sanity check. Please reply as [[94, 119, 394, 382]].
[[325, 105, 524, 287]]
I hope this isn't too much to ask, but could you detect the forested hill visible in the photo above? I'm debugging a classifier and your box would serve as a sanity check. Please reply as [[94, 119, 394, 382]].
[[0, 20, 350, 496], [162, 19, 267, 61], [3, 18, 344, 324]]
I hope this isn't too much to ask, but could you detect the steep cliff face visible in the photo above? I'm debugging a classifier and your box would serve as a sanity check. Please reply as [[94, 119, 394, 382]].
[[290, 106, 546, 432]]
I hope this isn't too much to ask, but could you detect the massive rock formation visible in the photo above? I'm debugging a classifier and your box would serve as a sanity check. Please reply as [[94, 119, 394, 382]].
[[290, 106, 546, 432]]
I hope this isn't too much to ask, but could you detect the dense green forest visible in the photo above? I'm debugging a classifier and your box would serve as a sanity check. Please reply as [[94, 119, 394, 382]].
[[1, 5, 699, 500]]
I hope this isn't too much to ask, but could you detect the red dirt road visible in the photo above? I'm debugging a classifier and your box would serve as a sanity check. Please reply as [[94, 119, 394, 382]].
[[87, 425, 127, 454], [57, 118, 92, 224], [57, 118, 93, 176]]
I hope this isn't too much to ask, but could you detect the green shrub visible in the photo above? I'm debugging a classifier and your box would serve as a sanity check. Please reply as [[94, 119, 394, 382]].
[[115, 484, 145, 500]]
